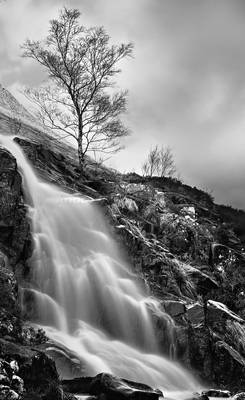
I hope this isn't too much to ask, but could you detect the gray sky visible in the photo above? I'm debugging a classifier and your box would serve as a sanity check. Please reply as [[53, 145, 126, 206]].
[[1, 0, 245, 209]]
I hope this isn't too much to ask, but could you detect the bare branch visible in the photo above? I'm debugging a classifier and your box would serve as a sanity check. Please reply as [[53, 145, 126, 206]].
[[22, 7, 133, 170], [141, 145, 177, 178]]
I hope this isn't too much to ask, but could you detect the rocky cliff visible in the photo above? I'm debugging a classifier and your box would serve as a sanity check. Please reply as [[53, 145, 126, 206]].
[[1, 95, 245, 398]]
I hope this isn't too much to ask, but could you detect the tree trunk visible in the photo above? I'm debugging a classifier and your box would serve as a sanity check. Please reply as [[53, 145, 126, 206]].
[[77, 134, 85, 176]]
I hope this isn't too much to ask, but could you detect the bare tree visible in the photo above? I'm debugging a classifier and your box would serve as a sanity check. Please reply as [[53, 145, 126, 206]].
[[142, 145, 176, 178], [142, 145, 160, 177], [22, 8, 133, 172], [157, 146, 176, 177]]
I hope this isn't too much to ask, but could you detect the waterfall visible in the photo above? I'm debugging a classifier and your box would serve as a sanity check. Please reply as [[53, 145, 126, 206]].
[[0, 135, 199, 397]]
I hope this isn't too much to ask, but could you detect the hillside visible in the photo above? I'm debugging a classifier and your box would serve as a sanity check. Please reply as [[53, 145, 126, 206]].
[[0, 86, 245, 398]]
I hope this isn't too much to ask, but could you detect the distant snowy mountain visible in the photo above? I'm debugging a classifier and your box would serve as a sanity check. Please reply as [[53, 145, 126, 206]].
[[0, 83, 36, 123]]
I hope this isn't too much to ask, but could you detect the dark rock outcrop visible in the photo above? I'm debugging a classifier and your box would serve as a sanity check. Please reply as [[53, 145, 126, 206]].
[[202, 389, 231, 397], [0, 147, 32, 270], [62, 373, 163, 400], [212, 341, 245, 388]]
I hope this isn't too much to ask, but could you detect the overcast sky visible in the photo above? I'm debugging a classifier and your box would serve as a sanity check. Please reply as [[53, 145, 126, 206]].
[[1, 0, 245, 209]]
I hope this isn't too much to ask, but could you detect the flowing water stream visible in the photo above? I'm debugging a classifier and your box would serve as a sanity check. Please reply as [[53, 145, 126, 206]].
[[0, 135, 200, 398]]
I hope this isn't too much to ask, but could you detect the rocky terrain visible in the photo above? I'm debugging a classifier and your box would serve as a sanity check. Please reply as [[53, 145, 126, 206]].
[[0, 86, 245, 399]]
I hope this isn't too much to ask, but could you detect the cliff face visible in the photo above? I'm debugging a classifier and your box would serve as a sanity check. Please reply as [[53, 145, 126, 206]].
[[1, 119, 245, 396]]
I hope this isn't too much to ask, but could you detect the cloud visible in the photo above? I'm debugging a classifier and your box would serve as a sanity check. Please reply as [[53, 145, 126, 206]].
[[1, 0, 245, 208]]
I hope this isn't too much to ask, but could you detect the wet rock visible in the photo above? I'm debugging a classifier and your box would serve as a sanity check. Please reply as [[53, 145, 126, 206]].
[[184, 394, 208, 400], [0, 147, 31, 268], [207, 300, 244, 325], [189, 269, 219, 296], [0, 359, 12, 378], [11, 375, 24, 394], [0, 338, 36, 366], [187, 300, 244, 328], [6, 389, 19, 400], [19, 351, 62, 399], [61, 376, 93, 394], [0, 373, 10, 385], [187, 303, 205, 325], [0, 385, 19, 400], [149, 302, 177, 356], [212, 341, 245, 388], [10, 361, 19, 374], [187, 325, 213, 381], [202, 389, 231, 397], [163, 300, 186, 317], [90, 373, 162, 400], [0, 385, 10, 400], [45, 346, 82, 379], [62, 374, 162, 399], [20, 352, 59, 390], [232, 393, 245, 400], [0, 147, 32, 345]]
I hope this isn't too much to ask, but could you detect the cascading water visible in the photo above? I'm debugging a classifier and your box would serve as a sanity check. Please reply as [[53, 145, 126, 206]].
[[0, 135, 200, 397]]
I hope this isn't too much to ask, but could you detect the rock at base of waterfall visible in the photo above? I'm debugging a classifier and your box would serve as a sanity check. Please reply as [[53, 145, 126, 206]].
[[184, 394, 209, 400], [62, 376, 93, 394], [20, 352, 59, 391], [202, 389, 231, 397], [90, 373, 163, 400], [62, 373, 163, 399]]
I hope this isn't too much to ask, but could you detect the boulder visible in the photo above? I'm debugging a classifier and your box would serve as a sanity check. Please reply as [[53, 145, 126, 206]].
[[189, 269, 219, 296], [163, 300, 186, 317], [9, 361, 19, 374], [0, 373, 10, 386], [6, 389, 19, 400], [11, 375, 24, 394], [207, 300, 244, 325], [202, 389, 231, 397], [90, 373, 162, 400], [0, 358, 15, 379], [187, 303, 205, 325], [61, 376, 92, 394], [45, 346, 82, 380], [212, 341, 245, 388], [186, 325, 213, 381], [62, 373, 162, 400], [0, 385, 19, 400], [185, 394, 208, 400], [186, 300, 244, 327], [20, 352, 59, 389]]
